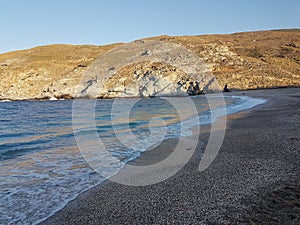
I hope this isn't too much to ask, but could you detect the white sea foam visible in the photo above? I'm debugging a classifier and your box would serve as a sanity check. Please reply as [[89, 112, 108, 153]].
[[226, 96, 266, 115], [170, 95, 266, 138], [49, 97, 58, 101]]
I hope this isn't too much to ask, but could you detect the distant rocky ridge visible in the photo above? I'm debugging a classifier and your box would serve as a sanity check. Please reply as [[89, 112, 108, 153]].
[[0, 29, 299, 100]]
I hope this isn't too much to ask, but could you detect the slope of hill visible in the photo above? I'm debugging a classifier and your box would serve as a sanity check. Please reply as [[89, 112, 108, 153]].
[[0, 29, 299, 100]]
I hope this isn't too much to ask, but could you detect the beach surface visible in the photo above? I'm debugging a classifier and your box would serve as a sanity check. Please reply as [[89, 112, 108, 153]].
[[40, 88, 300, 225]]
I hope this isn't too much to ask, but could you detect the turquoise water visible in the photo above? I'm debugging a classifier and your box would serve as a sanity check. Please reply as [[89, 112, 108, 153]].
[[0, 95, 265, 225]]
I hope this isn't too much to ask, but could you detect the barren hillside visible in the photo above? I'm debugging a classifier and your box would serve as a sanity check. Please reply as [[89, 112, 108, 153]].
[[0, 29, 299, 100]]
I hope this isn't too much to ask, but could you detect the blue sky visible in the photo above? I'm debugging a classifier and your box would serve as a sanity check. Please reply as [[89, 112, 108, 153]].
[[1, 0, 299, 53]]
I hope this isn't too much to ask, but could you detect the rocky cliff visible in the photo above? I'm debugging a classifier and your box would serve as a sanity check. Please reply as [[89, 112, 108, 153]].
[[0, 29, 299, 100]]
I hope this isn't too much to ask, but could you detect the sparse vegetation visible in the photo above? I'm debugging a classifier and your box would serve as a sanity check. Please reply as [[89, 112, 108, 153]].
[[247, 48, 263, 58], [0, 29, 299, 99]]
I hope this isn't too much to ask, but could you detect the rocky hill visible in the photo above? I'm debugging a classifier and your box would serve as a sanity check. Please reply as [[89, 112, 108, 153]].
[[0, 29, 299, 100]]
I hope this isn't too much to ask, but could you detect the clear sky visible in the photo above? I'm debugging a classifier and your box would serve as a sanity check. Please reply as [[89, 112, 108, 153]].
[[1, 0, 299, 53]]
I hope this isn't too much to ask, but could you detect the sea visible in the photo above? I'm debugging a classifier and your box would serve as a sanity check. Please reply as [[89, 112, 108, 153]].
[[0, 95, 266, 225]]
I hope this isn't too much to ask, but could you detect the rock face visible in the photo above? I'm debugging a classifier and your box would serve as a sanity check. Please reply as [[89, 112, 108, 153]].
[[76, 40, 219, 98], [0, 29, 299, 100], [84, 62, 205, 98]]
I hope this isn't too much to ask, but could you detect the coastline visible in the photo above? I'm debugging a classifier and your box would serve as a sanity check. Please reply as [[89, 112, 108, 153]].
[[40, 88, 300, 225]]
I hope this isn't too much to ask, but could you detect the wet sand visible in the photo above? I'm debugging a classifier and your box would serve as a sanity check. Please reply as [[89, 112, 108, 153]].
[[40, 88, 300, 225]]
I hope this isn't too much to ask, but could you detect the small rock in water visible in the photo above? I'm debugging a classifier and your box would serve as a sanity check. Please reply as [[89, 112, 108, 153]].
[[223, 84, 230, 92]]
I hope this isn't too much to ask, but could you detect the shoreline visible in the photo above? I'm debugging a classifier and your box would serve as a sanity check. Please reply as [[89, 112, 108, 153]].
[[40, 88, 300, 225], [1, 86, 299, 102]]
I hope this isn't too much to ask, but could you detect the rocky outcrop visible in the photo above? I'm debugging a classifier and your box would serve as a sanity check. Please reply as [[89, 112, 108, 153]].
[[76, 40, 220, 98], [84, 62, 206, 98], [0, 30, 299, 100]]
